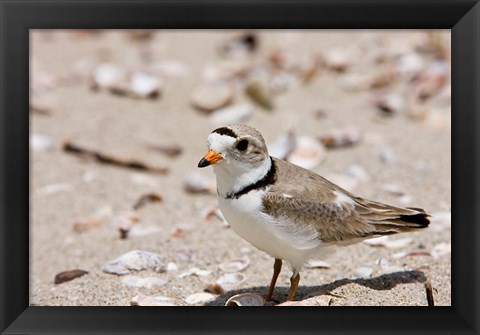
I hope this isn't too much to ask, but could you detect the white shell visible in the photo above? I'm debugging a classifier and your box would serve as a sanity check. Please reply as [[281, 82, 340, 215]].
[[277, 295, 332, 306], [354, 267, 373, 278], [219, 257, 250, 273], [93, 63, 125, 88], [129, 73, 161, 98], [319, 128, 362, 149], [103, 250, 166, 275], [431, 242, 451, 258], [31, 134, 53, 152], [185, 292, 216, 305], [363, 236, 413, 249], [131, 293, 178, 306], [216, 272, 246, 289], [225, 293, 265, 306], [305, 260, 331, 269], [191, 83, 234, 112], [183, 171, 216, 194], [209, 103, 254, 126], [122, 276, 167, 289], [287, 136, 326, 170], [178, 267, 212, 278]]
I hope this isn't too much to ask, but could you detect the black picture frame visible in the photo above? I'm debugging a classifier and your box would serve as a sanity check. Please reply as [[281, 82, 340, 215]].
[[1, 1, 478, 334]]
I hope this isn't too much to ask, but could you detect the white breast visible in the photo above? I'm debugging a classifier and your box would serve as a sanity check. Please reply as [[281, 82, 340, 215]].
[[218, 190, 327, 270]]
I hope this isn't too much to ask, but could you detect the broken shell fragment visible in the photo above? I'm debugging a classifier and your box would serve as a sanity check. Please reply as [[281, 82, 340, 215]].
[[215, 272, 246, 290], [191, 83, 234, 112], [209, 103, 254, 126], [221, 33, 258, 58], [183, 172, 216, 194], [31, 134, 53, 152], [113, 212, 141, 239], [121, 276, 167, 289], [225, 293, 265, 306], [374, 94, 406, 115], [319, 128, 362, 149], [185, 292, 216, 305], [305, 260, 331, 269], [73, 206, 113, 233], [244, 78, 274, 111], [178, 267, 212, 278], [364, 236, 413, 249], [323, 48, 353, 72], [287, 136, 326, 170], [129, 73, 162, 99], [354, 267, 373, 278], [219, 256, 250, 273], [131, 293, 179, 306], [54, 269, 89, 284], [91, 63, 125, 90], [103, 250, 166, 275], [132, 193, 163, 210], [277, 295, 332, 306], [145, 142, 183, 157]]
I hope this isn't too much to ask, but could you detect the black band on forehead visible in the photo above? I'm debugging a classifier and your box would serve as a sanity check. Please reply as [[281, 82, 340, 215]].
[[212, 127, 238, 138]]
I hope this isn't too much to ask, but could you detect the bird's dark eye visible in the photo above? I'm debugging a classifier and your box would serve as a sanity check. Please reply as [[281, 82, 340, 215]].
[[236, 139, 249, 151]]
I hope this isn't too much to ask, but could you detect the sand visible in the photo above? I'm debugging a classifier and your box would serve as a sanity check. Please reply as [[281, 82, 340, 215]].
[[30, 30, 451, 306]]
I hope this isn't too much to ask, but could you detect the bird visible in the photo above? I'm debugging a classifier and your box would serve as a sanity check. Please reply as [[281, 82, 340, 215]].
[[198, 124, 430, 302]]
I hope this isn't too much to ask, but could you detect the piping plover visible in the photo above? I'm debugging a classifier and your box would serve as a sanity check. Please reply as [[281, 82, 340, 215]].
[[198, 125, 430, 301]]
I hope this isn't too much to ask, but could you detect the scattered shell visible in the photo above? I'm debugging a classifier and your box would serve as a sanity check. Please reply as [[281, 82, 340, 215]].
[[113, 212, 140, 239], [129, 72, 162, 99], [130, 174, 159, 187], [379, 147, 397, 164], [305, 260, 331, 269], [277, 295, 332, 306], [171, 224, 193, 238], [31, 134, 53, 152], [54, 269, 89, 284], [82, 170, 96, 183], [73, 206, 113, 233], [30, 95, 54, 115], [319, 128, 362, 149], [175, 248, 194, 262], [269, 131, 296, 160], [185, 292, 216, 305], [374, 94, 406, 115], [38, 183, 72, 195], [431, 242, 451, 258], [364, 236, 413, 249], [323, 48, 352, 72], [396, 53, 424, 75], [209, 103, 254, 125], [167, 262, 178, 272], [354, 267, 373, 278], [178, 267, 212, 278], [392, 251, 432, 259], [347, 164, 369, 182], [132, 193, 163, 210], [219, 257, 250, 273], [269, 73, 299, 94], [204, 283, 226, 295], [91, 63, 125, 89], [183, 172, 216, 194], [221, 33, 258, 58], [225, 293, 265, 306], [103, 250, 166, 275], [215, 272, 246, 290], [125, 30, 155, 41], [131, 293, 178, 306], [244, 78, 274, 110], [122, 276, 167, 289], [150, 60, 190, 78], [413, 61, 449, 101], [145, 142, 183, 157], [191, 83, 234, 112], [381, 183, 405, 196], [203, 206, 229, 226], [287, 136, 326, 170]]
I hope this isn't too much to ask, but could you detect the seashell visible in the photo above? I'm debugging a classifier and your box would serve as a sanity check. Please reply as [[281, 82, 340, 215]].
[[413, 61, 449, 101], [113, 212, 141, 239], [103, 250, 166, 275], [269, 131, 296, 160], [183, 171, 216, 194], [225, 293, 265, 306], [204, 283, 226, 295], [364, 236, 413, 249], [323, 48, 353, 72], [319, 128, 362, 149], [209, 103, 254, 126], [219, 256, 250, 273], [221, 33, 258, 58], [305, 260, 331, 269], [131, 293, 179, 306], [82, 170, 96, 183], [269, 73, 299, 94], [132, 193, 163, 210], [287, 136, 326, 170], [244, 78, 273, 111], [379, 147, 397, 164], [339, 73, 369, 92], [354, 267, 373, 278], [31, 134, 53, 152], [167, 262, 178, 272], [174, 248, 194, 262], [38, 183, 72, 195], [91, 63, 125, 89], [171, 224, 193, 238], [178, 267, 212, 278], [145, 142, 183, 157], [125, 30, 155, 41], [129, 72, 162, 99], [121, 276, 167, 289], [215, 272, 246, 290], [30, 94, 54, 115], [347, 164, 368, 182], [203, 206, 229, 226], [381, 183, 405, 197], [374, 94, 406, 115], [73, 206, 113, 233], [191, 83, 234, 112], [130, 173, 159, 187], [128, 224, 162, 238], [277, 295, 331, 306], [185, 292, 216, 305], [398, 195, 413, 206], [431, 242, 451, 258], [396, 53, 424, 75], [393, 251, 432, 259], [54, 269, 88, 284]]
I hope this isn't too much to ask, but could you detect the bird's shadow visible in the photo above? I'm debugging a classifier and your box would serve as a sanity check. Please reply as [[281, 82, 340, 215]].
[[205, 270, 426, 306]]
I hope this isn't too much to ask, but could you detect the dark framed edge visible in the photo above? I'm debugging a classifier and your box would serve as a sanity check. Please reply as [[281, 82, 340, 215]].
[[0, 0, 478, 334]]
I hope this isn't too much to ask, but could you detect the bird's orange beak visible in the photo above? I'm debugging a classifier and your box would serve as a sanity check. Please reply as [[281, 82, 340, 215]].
[[198, 150, 223, 168]]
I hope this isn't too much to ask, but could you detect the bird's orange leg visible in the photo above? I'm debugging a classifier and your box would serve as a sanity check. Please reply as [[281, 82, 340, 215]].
[[266, 258, 282, 301], [287, 272, 300, 301]]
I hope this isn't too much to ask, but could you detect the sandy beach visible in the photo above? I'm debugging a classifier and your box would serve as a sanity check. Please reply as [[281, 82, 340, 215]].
[[30, 30, 451, 306]]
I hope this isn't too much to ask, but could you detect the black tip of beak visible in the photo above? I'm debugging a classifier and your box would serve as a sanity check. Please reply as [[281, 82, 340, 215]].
[[198, 158, 210, 168]]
